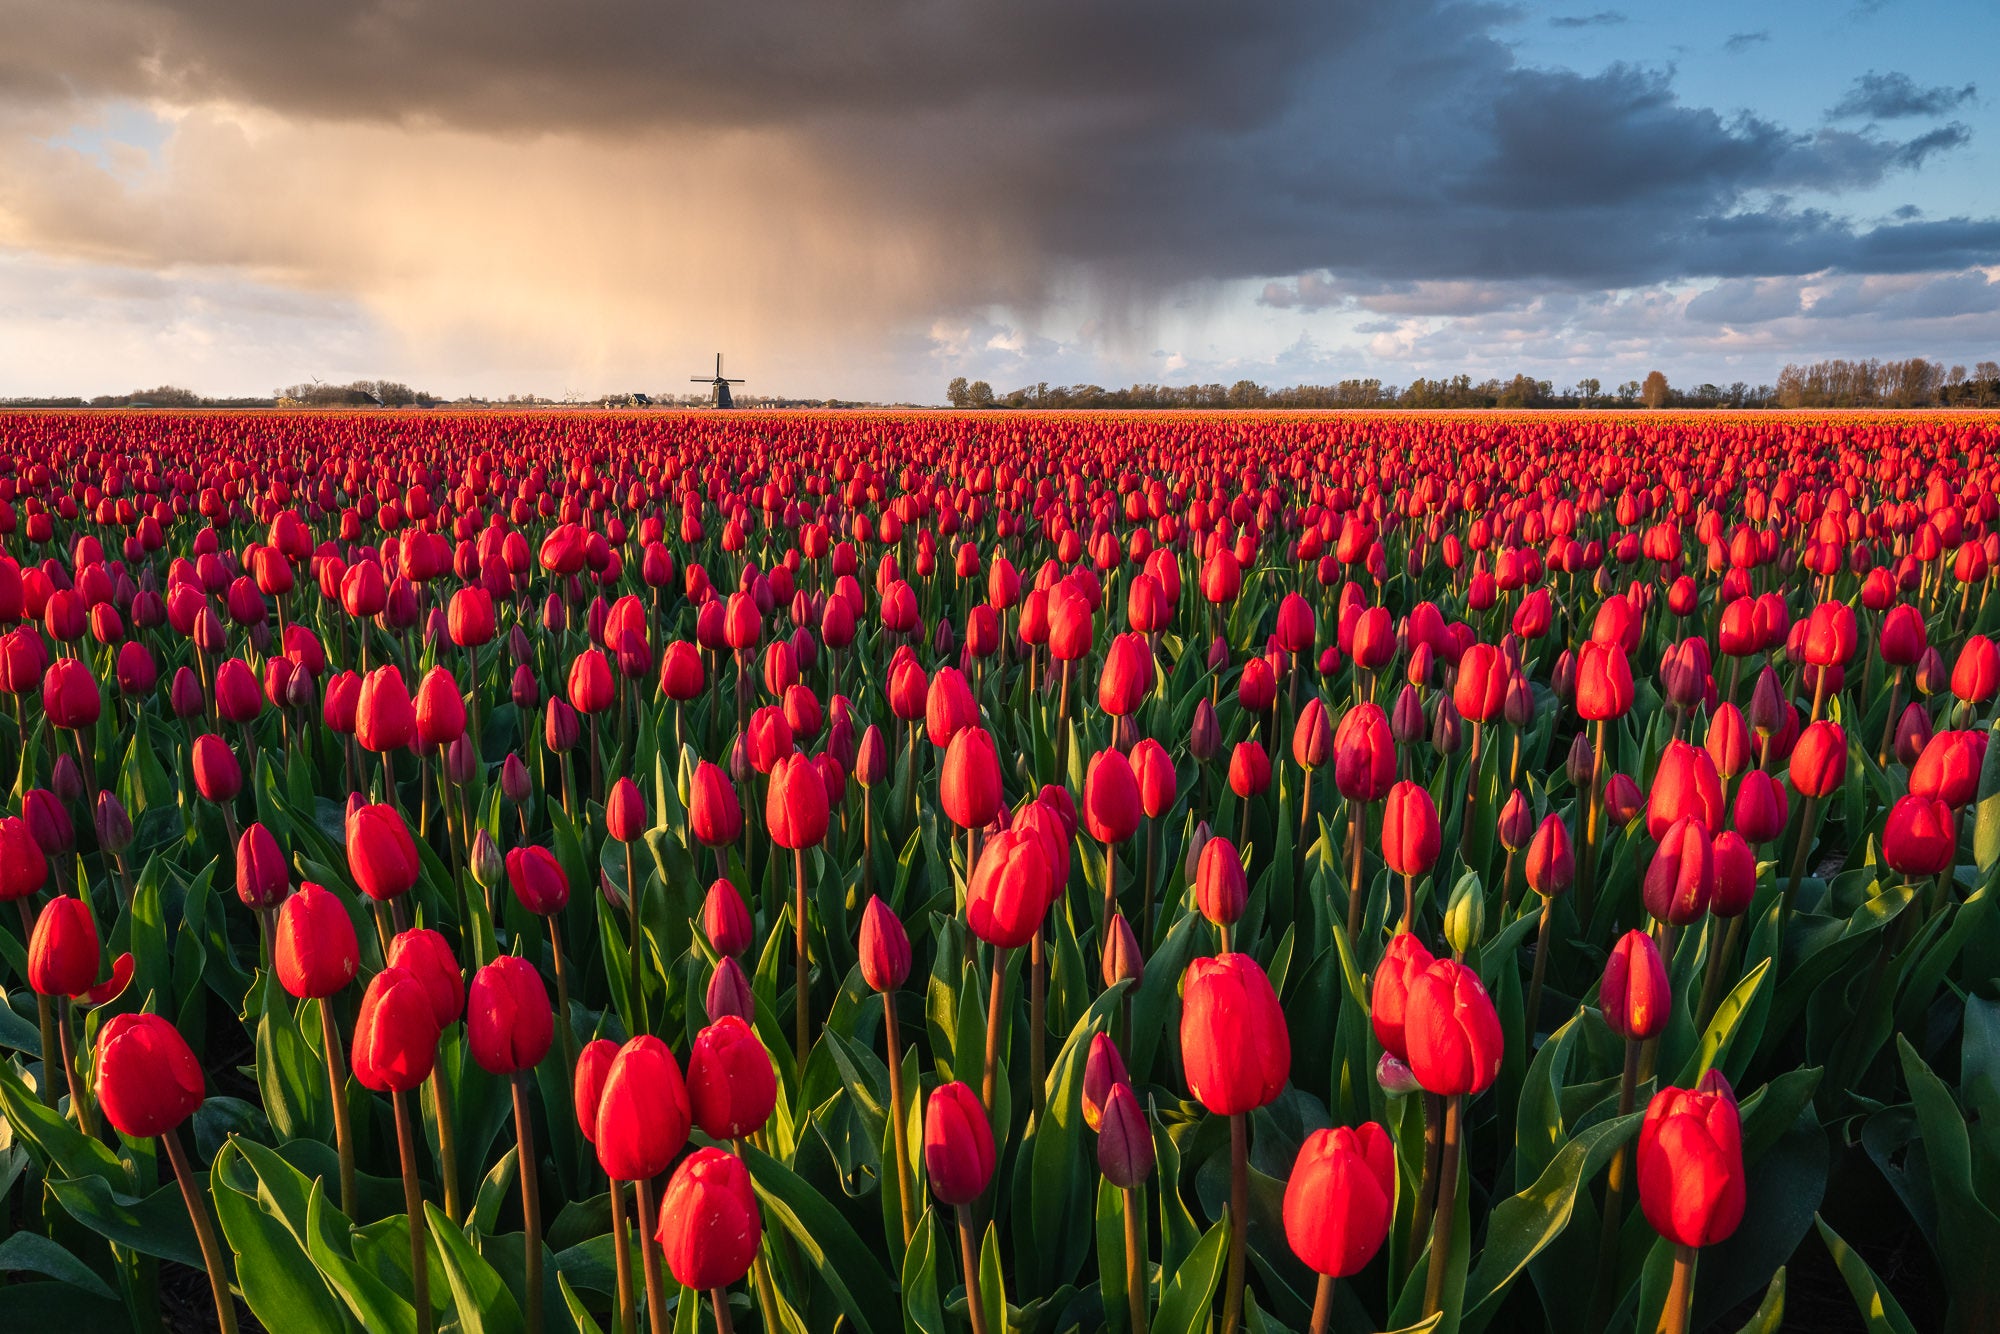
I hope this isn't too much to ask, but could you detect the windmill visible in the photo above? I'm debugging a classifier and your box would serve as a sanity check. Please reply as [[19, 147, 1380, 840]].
[[691, 353, 745, 408]]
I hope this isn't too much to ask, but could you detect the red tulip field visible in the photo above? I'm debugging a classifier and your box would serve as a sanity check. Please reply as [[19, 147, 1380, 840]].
[[1, 406, 1996, 1334]]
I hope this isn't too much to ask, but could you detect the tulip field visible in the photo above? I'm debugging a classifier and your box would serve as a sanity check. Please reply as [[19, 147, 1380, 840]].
[[1, 406, 1998, 1334]]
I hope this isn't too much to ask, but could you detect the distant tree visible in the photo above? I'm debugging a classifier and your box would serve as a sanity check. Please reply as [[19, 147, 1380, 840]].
[[1617, 380, 1640, 404], [946, 377, 971, 409], [967, 380, 995, 408], [1577, 377, 1601, 404], [1641, 371, 1670, 408]]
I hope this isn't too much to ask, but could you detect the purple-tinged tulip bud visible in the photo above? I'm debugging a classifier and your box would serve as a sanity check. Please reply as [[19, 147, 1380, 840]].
[[94, 791, 133, 852], [706, 956, 755, 1023]]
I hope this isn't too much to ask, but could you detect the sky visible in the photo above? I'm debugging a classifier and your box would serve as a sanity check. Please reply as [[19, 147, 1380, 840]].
[[0, 0, 1996, 404]]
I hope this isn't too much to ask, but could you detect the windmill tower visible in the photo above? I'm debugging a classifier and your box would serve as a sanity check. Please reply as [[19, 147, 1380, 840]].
[[691, 353, 745, 408]]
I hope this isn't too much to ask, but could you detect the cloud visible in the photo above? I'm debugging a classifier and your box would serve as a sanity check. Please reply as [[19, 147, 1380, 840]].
[[1549, 11, 1625, 28], [0, 0, 1991, 398], [1829, 72, 1978, 121], [1723, 32, 1770, 53]]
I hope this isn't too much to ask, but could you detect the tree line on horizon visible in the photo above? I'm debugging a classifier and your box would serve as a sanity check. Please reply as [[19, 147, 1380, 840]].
[[947, 356, 2000, 410]]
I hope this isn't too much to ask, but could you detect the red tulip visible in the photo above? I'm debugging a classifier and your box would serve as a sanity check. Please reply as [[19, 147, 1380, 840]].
[[413, 666, 466, 751], [1646, 740, 1724, 839], [1883, 795, 1957, 877], [859, 896, 912, 991], [1403, 958, 1503, 1096], [595, 1035, 692, 1181], [1730, 770, 1789, 844], [967, 828, 1053, 949], [1381, 781, 1440, 877], [688, 761, 744, 847], [923, 1081, 996, 1205], [1453, 643, 1507, 723], [1575, 641, 1633, 720], [1228, 739, 1272, 798], [346, 803, 420, 901], [657, 1147, 762, 1290], [1369, 932, 1435, 1062], [1602, 929, 1671, 1040], [1195, 836, 1248, 927], [506, 845, 571, 915], [235, 821, 289, 909], [275, 883, 360, 1000], [40, 657, 101, 730], [1083, 748, 1143, 844], [1130, 737, 1177, 819], [1332, 703, 1396, 802], [940, 726, 1003, 830], [574, 1038, 618, 1143], [355, 665, 416, 752], [1283, 1122, 1395, 1277], [1637, 1073, 1744, 1248], [687, 1016, 777, 1140], [1644, 815, 1714, 925], [191, 733, 242, 803], [387, 927, 465, 1025], [765, 753, 829, 849], [1787, 720, 1847, 798], [1180, 953, 1290, 1115], [349, 965, 441, 1093], [28, 895, 100, 997], [1097, 632, 1154, 716], [93, 1012, 204, 1137]]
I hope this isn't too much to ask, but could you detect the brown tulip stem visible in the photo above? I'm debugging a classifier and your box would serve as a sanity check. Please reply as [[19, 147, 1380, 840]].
[[1308, 1273, 1334, 1334], [1809, 667, 1828, 726], [511, 1074, 544, 1334], [392, 1089, 434, 1334], [1400, 870, 1415, 936], [56, 996, 95, 1139], [1029, 930, 1047, 1117], [1589, 1039, 1643, 1329], [1783, 795, 1820, 942], [548, 917, 580, 1088], [862, 787, 873, 898], [1221, 1112, 1248, 1334], [882, 995, 917, 1246], [957, 1203, 991, 1334], [711, 1288, 735, 1334], [1421, 1094, 1462, 1318], [20, 901, 58, 1109], [1499, 848, 1518, 917], [1696, 914, 1745, 1031], [1877, 668, 1903, 766], [1580, 719, 1605, 921], [1056, 660, 1072, 779], [1123, 1184, 1150, 1334], [1346, 802, 1364, 943], [625, 843, 646, 1035], [1525, 899, 1554, 1040], [636, 1175, 670, 1334], [1459, 720, 1482, 862], [1661, 1243, 1697, 1334], [321, 1000, 359, 1220], [163, 1126, 239, 1334], [1101, 840, 1117, 940], [431, 1064, 464, 1225], [607, 1180, 637, 1334], [1218, 921, 1231, 955], [794, 848, 812, 1063], [983, 946, 1008, 1126]]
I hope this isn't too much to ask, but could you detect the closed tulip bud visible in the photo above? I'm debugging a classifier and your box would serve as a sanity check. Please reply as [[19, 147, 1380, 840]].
[[1376, 1050, 1422, 1096], [191, 733, 243, 803], [940, 726, 1002, 830], [1370, 932, 1434, 1060], [603, 777, 645, 844], [1096, 1080, 1155, 1188], [1127, 738, 1175, 820], [1453, 643, 1507, 723], [506, 845, 570, 915], [50, 754, 83, 806], [595, 1034, 692, 1181], [1604, 772, 1643, 826], [1637, 1075, 1745, 1248], [1180, 953, 1290, 1115], [273, 883, 359, 999], [1381, 781, 1440, 877], [40, 656, 101, 730], [574, 1038, 618, 1143], [1102, 911, 1144, 988], [1644, 815, 1714, 926], [1711, 831, 1757, 917], [1077, 750, 1138, 844], [1390, 682, 1426, 743], [1189, 695, 1221, 761], [1443, 872, 1484, 956], [93, 791, 132, 853], [350, 965, 441, 1093], [1879, 604, 1926, 666], [1403, 958, 1504, 1096], [687, 1016, 778, 1140], [544, 698, 580, 753], [0, 815, 48, 900], [235, 821, 290, 909], [413, 666, 466, 751], [1705, 703, 1752, 779], [22, 788, 70, 855], [702, 878, 753, 957], [1182, 820, 1213, 883], [1283, 1122, 1395, 1278], [859, 896, 912, 991], [1082, 1033, 1129, 1132], [1429, 693, 1463, 754], [1332, 703, 1395, 802], [924, 1081, 996, 1205], [1731, 769, 1789, 844], [1884, 794, 1957, 877], [1910, 729, 1986, 807], [346, 803, 419, 901], [28, 895, 100, 997], [355, 664, 416, 752], [707, 955, 756, 1023], [689, 761, 744, 847], [1228, 739, 1272, 799], [1787, 720, 1847, 799], [510, 662, 541, 712], [1747, 666, 1786, 737], [1502, 670, 1536, 728], [854, 724, 889, 788], [1497, 789, 1533, 852], [1894, 702, 1932, 767], [94, 1012, 205, 1138], [1292, 697, 1334, 770], [1195, 835, 1248, 927], [1602, 929, 1671, 1040], [1098, 632, 1154, 717], [467, 955, 554, 1076], [765, 753, 830, 849]]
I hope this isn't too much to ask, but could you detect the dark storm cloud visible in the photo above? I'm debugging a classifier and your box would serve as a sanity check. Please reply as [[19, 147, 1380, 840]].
[[1829, 72, 1978, 121], [1, 0, 1993, 308]]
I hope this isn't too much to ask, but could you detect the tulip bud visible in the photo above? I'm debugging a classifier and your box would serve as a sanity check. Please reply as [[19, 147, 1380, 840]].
[[1180, 953, 1290, 1115], [1375, 1051, 1421, 1097], [1443, 870, 1484, 956], [469, 827, 504, 890], [1096, 1081, 1155, 1189], [1390, 683, 1426, 743], [275, 882, 360, 1000], [702, 878, 753, 957], [500, 752, 532, 806], [1182, 820, 1213, 884], [596, 1035, 692, 1182], [605, 776, 645, 843], [1283, 1123, 1395, 1278], [1081, 1033, 1129, 1132], [93, 791, 132, 853], [923, 1081, 996, 1205], [1429, 694, 1463, 755], [1102, 911, 1144, 988], [687, 1016, 778, 1141], [1643, 816, 1714, 926], [506, 845, 571, 916], [235, 821, 290, 909], [574, 1038, 618, 1144], [1496, 789, 1533, 852], [22, 788, 71, 855], [1189, 696, 1221, 761], [706, 956, 756, 1023], [93, 1012, 204, 1138], [657, 1148, 763, 1291], [1602, 929, 1671, 1040], [28, 895, 100, 997], [859, 896, 912, 992]]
